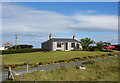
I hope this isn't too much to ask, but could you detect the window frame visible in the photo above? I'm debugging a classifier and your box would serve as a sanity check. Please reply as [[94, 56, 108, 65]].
[[71, 43, 75, 48], [57, 42, 61, 47]]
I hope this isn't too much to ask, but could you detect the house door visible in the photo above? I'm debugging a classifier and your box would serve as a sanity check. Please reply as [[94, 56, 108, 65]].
[[77, 44, 79, 49], [65, 42, 68, 50]]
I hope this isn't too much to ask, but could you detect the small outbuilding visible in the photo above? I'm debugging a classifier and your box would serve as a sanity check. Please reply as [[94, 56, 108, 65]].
[[0, 42, 14, 50]]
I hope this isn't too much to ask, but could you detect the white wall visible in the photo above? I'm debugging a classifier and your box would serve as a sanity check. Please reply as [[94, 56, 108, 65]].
[[0, 47, 6, 50]]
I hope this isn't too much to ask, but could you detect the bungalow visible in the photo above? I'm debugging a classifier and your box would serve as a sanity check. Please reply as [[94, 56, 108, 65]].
[[41, 34, 82, 51]]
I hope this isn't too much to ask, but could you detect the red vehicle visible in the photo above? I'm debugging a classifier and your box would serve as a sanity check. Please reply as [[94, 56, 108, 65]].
[[104, 45, 115, 50]]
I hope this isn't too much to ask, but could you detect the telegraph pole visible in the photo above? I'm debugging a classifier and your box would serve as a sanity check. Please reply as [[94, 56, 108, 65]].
[[15, 34, 17, 49]]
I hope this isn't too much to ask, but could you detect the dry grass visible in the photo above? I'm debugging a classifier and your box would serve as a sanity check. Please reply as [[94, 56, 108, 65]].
[[11, 57, 118, 81]]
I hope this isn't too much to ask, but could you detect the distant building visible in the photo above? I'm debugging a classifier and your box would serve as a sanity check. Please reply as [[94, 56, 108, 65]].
[[41, 34, 82, 51], [0, 42, 14, 50]]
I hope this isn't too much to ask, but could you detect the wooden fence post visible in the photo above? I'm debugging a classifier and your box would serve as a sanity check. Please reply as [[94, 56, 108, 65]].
[[20, 73, 22, 83], [8, 67, 14, 81]]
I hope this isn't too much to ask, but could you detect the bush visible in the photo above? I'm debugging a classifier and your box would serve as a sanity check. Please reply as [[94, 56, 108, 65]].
[[58, 60, 65, 63], [94, 47, 101, 51], [101, 55, 105, 57], [54, 61, 58, 63], [83, 56, 87, 59], [8, 65, 16, 68], [9, 45, 33, 49], [96, 41, 104, 50], [2, 48, 46, 54], [15, 64, 19, 66], [23, 62, 27, 65], [39, 62, 43, 65], [88, 46, 95, 51]]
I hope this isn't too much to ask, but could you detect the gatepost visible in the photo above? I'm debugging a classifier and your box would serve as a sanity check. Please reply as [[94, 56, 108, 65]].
[[8, 67, 14, 81], [27, 60, 29, 73]]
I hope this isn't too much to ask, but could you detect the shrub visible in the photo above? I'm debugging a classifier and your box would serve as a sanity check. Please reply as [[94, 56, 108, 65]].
[[51, 61, 54, 64], [8, 65, 16, 68], [23, 63, 27, 65], [88, 56, 91, 59], [58, 60, 62, 63], [2, 48, 46, 54], [47, 62, 50, 64], [61, 60, 65, 62], [34, 65, 38, 67], [83, 56, 87, 59], [66, 60, 70, 63], [94, 47, 101, 51], [96, 41, 104, 50], [15, 64, 19, 67], [58, 60, 65, 63], [29, 63, 34, 66], [10, 45, 33, 49], [74, 57, 80, 59], [81, 58, 85, 61], [69, 59, 72, 62], [91, 56, 94, 58], [88, 46, 95, 51], [54, 61, 58, 63], [39, 62, 43, 65], [101, 55, 105, 57], [4, 66, 9, 69]]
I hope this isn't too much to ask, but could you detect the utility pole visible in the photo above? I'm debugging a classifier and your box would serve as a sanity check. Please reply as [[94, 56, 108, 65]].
[[15, 34, 17, 49]]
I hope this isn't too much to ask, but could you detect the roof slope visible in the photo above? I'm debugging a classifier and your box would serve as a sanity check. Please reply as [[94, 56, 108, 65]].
[[2, 42, 14, 46], [42, 38, 79, 43], [51, 38, 79, 42]]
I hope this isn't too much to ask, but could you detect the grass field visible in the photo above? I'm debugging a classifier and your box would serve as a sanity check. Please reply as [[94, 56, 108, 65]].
[[2, 51, 111, 65], [4, 57, 118, 81]]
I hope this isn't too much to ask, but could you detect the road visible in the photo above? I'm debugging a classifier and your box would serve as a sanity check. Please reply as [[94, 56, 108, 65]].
[[1, 55, 118, 82]]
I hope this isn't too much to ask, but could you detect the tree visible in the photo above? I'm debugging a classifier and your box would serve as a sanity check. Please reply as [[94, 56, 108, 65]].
[[96, 41, 104, 50], [80, 38, 95, 50], [9, 45, 33, 49]]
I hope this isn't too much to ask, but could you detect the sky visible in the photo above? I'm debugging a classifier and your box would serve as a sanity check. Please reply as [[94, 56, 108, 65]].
[[1, 2, 118, 48]]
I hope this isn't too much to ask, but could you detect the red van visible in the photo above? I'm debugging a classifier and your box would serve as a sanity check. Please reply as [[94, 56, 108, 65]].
[[104, 45, 115, 50]]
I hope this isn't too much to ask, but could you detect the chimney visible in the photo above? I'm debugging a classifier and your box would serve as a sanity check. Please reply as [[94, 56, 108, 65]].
[[73, 34, 75, 40], [49, 33, 52, 39]]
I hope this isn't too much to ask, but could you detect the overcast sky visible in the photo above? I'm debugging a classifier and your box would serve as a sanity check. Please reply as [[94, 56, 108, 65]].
[[2, 2, 118, 48]]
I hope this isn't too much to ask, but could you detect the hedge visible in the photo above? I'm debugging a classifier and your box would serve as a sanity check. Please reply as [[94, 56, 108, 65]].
[[2, 48, 46, 54]]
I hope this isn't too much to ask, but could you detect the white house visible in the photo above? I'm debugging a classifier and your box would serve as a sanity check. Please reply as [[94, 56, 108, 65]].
[[0, 42, 14, 50], [41, 34, 82, 51]]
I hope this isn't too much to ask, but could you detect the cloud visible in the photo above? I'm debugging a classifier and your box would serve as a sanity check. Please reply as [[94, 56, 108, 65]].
[[2, 3, 118, 35], [87, 10, 96, 13], [1, 3, 118, 47], [92, 34, 118, 44], [70, 14, 118, 32]]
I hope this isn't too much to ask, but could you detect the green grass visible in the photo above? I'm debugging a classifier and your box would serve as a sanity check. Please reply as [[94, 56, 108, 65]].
[[2, 51, 111, 65], [3, 57, 118, 81]]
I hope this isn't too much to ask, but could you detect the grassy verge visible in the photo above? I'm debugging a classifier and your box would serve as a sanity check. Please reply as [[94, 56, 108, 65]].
[[3, 57, 118, 82], [2, 51, 112, 65]]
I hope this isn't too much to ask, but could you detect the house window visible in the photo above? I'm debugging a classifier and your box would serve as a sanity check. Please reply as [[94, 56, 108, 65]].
[[71, 43, 75, 48], [57, 42, 61, 47]]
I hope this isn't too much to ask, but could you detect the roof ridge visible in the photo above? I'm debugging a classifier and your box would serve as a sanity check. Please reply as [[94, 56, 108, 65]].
[[52, 38, 73, 39]]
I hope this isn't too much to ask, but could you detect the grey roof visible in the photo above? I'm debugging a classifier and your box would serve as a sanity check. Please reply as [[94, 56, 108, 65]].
[[51, 38, 79, 42], [42, 38, 79, 44], [2, 42, 14, 47]]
